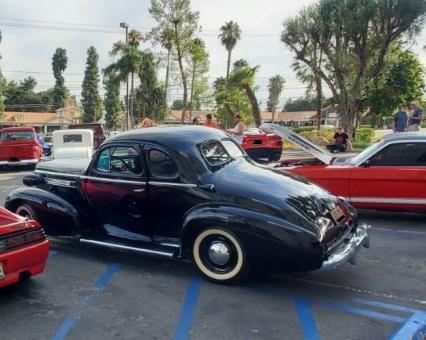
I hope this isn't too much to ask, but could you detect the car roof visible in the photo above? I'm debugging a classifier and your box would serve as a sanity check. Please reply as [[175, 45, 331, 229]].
[[105, 125, 228, 148], [383, 132, 426, 142], [1, 126, 35, 132]]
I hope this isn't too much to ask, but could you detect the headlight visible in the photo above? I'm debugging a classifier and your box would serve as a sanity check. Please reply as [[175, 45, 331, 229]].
[[316, 216, 334, 239]]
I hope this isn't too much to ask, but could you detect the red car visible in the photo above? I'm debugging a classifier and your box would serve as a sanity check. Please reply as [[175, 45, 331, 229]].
[[262, 124, 426, 212], [0, 206, 49, 288], [0, 126, 42, 168], [241, 128, 282, 161]]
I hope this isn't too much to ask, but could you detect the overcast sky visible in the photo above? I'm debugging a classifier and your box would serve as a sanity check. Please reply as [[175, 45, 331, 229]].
[[0, 0, 425, 109]]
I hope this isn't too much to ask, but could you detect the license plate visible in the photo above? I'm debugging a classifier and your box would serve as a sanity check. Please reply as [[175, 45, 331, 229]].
[[0, 262, 5, 280], [330, 206, 345, 223]]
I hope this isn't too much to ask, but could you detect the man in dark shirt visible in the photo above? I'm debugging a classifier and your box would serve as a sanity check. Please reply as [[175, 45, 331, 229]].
[[408, 102, 423, 132], [326, 127, 349, 153], [393, 105, 408, 132]]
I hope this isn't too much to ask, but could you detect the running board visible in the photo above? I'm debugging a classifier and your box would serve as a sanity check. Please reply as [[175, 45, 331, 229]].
[[80, 239, 175, 257]]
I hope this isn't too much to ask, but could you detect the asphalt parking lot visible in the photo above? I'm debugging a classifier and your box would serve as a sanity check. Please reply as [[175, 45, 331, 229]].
[[0, 168, 425, 340]]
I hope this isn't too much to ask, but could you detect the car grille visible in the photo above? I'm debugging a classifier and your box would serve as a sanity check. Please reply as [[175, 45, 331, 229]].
[[0, 228, 46, 253]]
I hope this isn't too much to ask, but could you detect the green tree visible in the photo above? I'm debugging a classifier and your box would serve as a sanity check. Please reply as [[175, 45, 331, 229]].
[[136, 50, 168, 122], [282, 0, 426, 136], [171, 99, 184, 110], [266, 75, 285, 121], [105, 29, 143, 128], [284, 97, 317, 112], [52, 47, 69, 110], [218, 21, 242, 78], [81, 46, 103, 123], [103, 71, 122, 130], [188, 38, 209, 121], [0, 31, 4, 116], [363, 48, 425, 125], [159, 27, 174, 97], [214, 60, 260, 127], [149, 0, 200, 123]]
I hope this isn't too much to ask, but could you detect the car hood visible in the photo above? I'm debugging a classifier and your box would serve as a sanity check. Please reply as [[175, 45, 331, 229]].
[[210, 159, 339, 234], [36, 158, 92, 175], [260, 123, 334, 165]]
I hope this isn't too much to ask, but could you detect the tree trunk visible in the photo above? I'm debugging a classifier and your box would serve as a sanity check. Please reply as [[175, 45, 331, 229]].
[[174, 23, 188, 123], [272, 109, 275, 123], [189, 61, 196, 123], [315, 72, 322, 131], [226, 50, 231, 78], [242, 84, 261, 127], [130, 72, 135, 128], [165, 49, 171, 98]]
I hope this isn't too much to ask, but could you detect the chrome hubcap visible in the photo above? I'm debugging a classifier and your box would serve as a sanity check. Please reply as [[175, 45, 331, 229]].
[[208, 241, 230, 266]]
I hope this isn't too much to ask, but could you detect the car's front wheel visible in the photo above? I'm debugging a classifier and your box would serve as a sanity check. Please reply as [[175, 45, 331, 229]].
[[192, 228, 249, 284]]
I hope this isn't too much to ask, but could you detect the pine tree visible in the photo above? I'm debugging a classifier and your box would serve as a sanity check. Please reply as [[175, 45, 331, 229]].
[[52, 48, 68, 110], [81, 46, 102, 122], [104, 72, 122, 130]]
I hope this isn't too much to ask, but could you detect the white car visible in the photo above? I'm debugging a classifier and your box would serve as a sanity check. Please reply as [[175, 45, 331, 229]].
[[52, 129, 94, 159]]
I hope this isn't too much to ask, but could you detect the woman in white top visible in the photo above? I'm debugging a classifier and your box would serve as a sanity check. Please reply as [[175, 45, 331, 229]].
[[226, 115, 246, 144]]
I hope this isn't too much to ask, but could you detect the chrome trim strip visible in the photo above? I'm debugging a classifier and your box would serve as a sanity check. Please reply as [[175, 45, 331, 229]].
[[46, 178, 76, 188], [80, 239, 174, 257], [82, 176, 145, 186], [36, 170, 196, 187], [159, 242, 180, 248], [149, 181, 197, 188], [350, 197, 426, 205], [0, 159, 39, 165]]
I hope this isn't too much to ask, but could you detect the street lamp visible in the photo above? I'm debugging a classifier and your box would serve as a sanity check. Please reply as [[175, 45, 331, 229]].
[[120, 22, 130, 130]]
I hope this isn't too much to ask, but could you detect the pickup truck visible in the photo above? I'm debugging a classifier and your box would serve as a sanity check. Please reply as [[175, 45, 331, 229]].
[[0, 126, 42, 169]]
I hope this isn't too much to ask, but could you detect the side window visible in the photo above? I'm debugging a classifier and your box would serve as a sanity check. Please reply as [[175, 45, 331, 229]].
[[368, 143, 426, 166], [148, 149, 178, 179], [95, 146, 143, 175], [201, 141, 230, 166]]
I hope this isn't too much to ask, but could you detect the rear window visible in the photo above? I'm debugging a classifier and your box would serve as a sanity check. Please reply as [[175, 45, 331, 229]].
[[201, 140, 243, 166], [63, 134, 83, 143], [1, 130, 35, 141]]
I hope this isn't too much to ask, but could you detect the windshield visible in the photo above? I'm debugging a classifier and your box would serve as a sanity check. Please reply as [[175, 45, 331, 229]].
[[350, 140, 384, 165], [1, 130, 35, 141]]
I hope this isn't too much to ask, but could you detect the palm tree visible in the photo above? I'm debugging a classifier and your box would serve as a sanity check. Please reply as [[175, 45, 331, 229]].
[[105, 29, 143, 128], [218, 21, 241, 78], [159, 28, 174, 98], [267, 75, 285, 122]]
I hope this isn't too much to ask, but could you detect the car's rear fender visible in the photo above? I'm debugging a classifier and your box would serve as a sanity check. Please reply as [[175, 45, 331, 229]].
[[181, 204, 322, 270], [5, 187, 81, 236]]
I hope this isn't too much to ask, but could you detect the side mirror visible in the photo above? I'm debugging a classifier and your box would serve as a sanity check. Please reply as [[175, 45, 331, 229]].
[[23, 174, 45, 187]]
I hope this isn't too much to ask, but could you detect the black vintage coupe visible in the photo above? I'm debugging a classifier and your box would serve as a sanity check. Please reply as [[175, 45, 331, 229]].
[[5, 126, 369, 283]]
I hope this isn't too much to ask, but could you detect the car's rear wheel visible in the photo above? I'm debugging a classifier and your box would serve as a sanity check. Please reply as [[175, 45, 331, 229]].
[[15, 204, 37, 220], [268, 151, 282, 162], [192, 228, 249, 284]]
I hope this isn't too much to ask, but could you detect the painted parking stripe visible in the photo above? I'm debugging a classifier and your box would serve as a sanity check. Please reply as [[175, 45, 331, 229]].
[[294, 298, 320, 340], [51, 263, 120, 340], [48, 250, 58, 259], [173, 278, 203, 340], [390, 312, 426, 339], [351, 297, 424, 314]]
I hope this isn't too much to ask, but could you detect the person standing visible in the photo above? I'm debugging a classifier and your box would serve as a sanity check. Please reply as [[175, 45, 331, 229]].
[[226, 115, 245, 144], [326, 127, 349, 153], [192, 117, 200, 125], [393, 105, 408, 132], [408, 101, 423, 132], [203, 113, 218, 128]]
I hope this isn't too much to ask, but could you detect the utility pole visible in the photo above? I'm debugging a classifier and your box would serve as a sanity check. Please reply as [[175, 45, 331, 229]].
[[120, 22, 129, 130]]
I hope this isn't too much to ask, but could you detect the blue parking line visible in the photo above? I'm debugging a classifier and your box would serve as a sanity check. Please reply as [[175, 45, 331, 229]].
[[294, 298, 321, 340], [390, 312, 426, 339], [351, 297, 424, 314], [173, 278, 202, 340], [48, 250, 58, 259], [51, 263, 120, 340], [316, 301, 406, 323]]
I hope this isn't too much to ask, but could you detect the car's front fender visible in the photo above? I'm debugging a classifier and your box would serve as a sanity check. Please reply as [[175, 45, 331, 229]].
[[181, 204, 323, 271], [5, 187, 81, 236]]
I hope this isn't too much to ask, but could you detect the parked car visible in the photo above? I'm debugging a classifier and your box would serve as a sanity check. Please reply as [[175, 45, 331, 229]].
[[36, 133, 52, 157], [0, 126, 42, 169], [240, 128, 283, 161], [52, 129, 94, 159], [5, 126, 369, 283], [69, 123, 106, 149], [262, 124, 426, 212], [0, 206, 49, 288]]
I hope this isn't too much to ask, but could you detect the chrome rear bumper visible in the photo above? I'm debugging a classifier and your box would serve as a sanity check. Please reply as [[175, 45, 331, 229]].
[[0, 159, 39, 166], [321, 223, 370, 271]]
